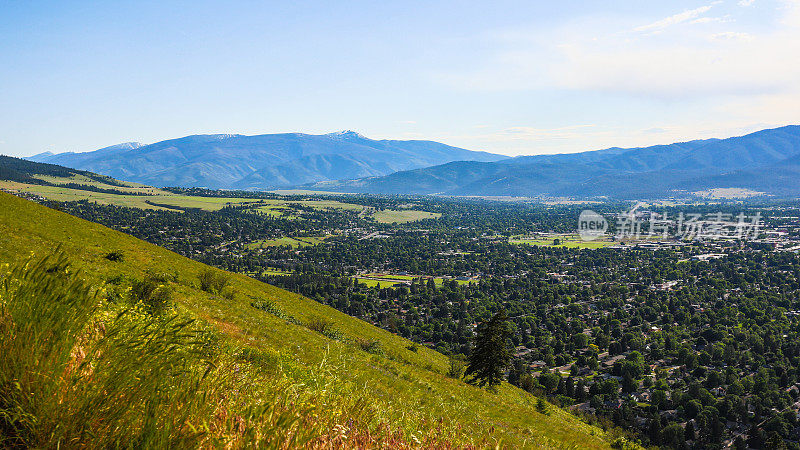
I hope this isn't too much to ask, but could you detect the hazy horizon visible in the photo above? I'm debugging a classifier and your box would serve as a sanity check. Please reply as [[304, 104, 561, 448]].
[[18, 124, 797, 160]]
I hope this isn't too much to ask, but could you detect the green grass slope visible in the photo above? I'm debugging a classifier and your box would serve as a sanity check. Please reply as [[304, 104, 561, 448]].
[[0, 192, 615, 448]]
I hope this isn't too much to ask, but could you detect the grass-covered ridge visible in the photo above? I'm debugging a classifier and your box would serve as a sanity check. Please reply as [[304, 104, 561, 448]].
[[0, 156, 438, 222], [0, 192, 615, 448]]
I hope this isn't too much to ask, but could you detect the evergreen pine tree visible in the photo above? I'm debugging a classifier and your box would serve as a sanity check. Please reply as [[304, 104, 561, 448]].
[[536, 397, 550, 415], [684, 421, 696, 442], [465, 310, 512, 388], [575, 379, 588, 402]]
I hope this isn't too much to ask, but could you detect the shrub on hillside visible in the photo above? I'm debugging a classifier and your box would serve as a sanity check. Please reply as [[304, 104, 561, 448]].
[[306, 317, 342, 340], [447, 355, 466, 379], [251, 299, 281, 315], [131, 276, 173, 314], [104, 250, 124, 262], [356, 338, 383, 355], [145, 269, 178, 283], [251, 299, 300, 324], [198, 269, 234, 300], [536, 397, 550, 415]]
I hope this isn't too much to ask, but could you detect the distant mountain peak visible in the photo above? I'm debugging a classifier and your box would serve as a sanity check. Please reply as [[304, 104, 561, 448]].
[[27, 142, 144, 162], [96, 142, 144, 152], [29, 151, 55, 159], [326, 130, 367, 140], [22, 131, 505, 189]]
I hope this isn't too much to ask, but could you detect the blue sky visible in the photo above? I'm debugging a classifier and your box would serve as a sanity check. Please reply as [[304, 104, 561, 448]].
[[1, 0, 798, 157]]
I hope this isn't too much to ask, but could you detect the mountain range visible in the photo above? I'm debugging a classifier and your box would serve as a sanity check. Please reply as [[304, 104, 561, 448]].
[[314, 125, 800, 198], [28, 131, 506, 190], [24, 125, 800, 198]]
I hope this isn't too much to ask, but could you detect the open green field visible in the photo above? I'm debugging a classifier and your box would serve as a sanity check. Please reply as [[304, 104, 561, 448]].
[[244, 268, 295, 278], [372, 209, 441, 223], [295, 235, 328, 245], [254, 199, 363, 217], [254, 266, 399, 289], [253, 203, 296, 217], [354, 278, 389, 288], [510, 234, 616, 249], [261, 268, 294, 276], [245, 237, 312, 248], [363, 272, 415, 281], [355, 277, 471, 288], [296, 199, 363, 211], [0, 191, 616, 448], [269, 189, 356, 196], [245, 235, 328, 249], [359, 273, 475, 287]]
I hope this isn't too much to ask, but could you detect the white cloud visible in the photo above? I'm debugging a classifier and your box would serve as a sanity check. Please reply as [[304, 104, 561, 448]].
[[550, 2, 800, 98], [436, 1, 800, 98], [633, 4, 718, 33], [739, 0, 756, 6], [429, 1, 800, 155], [710, 31, 754, 40], [691, 15, 733, 24]]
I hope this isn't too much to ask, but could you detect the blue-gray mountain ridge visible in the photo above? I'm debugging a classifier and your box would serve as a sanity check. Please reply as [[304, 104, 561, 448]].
[[28, 126, 800, 198], [28, 131, 507, 190], [313, 125, 800, 198]]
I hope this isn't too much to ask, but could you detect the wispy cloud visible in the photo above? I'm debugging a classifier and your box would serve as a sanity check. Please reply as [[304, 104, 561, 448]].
[[739, 0, 756, 6], [428, 1, 800, 155], [435, 1, 800, 98], [710, 31, 754, 40], [551, 2, 800, 98], [633, 3, 719, 33], [691, 15, 733, 24]]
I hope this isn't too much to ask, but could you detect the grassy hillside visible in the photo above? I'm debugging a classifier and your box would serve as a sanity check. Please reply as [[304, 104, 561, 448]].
[[0, 178, 363, 212], [0, 192, 618, 448], [0, 154, 436, 221]]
